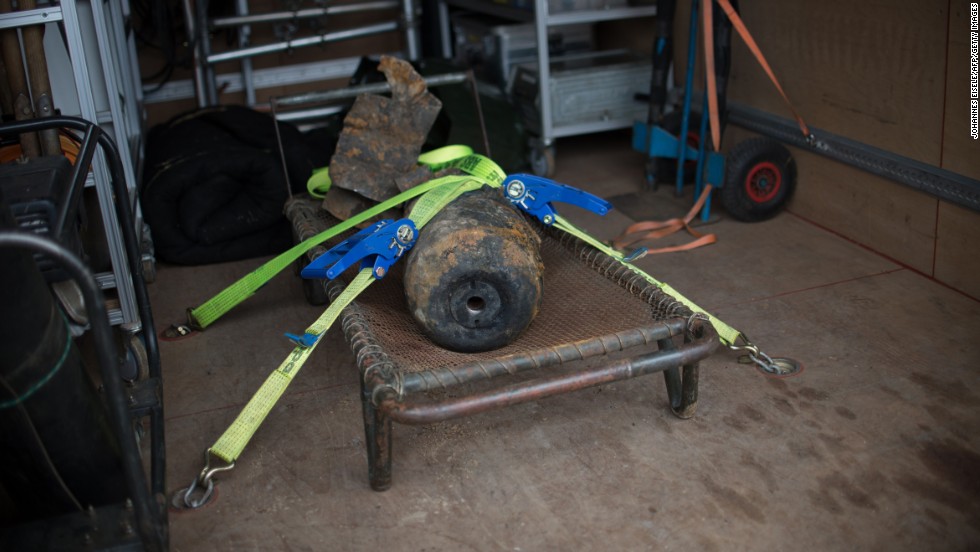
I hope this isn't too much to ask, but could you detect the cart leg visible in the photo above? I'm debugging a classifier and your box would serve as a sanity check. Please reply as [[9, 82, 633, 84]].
[[659, 337, 700, 419], [361, 385, 393, 491], [672, 363, 700, 419]]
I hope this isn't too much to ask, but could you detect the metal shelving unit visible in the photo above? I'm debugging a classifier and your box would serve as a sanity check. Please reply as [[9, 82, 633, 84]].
[[437, 0, 657, 175], [0, 0, 146, 326], [180, 0, 421, 113]]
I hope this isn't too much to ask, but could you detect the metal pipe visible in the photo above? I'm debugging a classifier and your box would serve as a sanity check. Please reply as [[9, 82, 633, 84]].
[[381, 326, 718, 425], [207, 21, 399, 64], [401, 321, 685, 394], [402, 0, 420, 60], [234, 0, 256, 106], [181, 0, 209, 108], [211, 1, 400, 28], [0, 0, 40, 157], [273, 71, 467, 107], [54, 124, 97, 238]]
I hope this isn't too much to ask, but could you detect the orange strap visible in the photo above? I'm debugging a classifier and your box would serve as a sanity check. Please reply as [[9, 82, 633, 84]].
[[714, 0, 810, 138], [702, 0, 721, 152], [616, 0, 809, 257], [612, 183, 717, 256]]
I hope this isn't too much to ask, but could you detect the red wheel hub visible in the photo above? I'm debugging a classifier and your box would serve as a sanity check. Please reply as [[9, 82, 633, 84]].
[[744, 161, 781, 203]]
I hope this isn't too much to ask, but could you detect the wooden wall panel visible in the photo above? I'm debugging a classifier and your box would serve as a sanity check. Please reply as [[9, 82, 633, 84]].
[[723, 126, 938, 275], [723, 0, 947, 164], [935, 201, 980, 300], [681, 0, 980, 295], [942, 0, 980, 179]]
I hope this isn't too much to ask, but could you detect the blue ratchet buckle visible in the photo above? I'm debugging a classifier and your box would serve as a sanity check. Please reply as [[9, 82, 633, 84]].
[[502, 174, 612, 225], [287, 219, 417, 348], [300, 218, 418, 281]]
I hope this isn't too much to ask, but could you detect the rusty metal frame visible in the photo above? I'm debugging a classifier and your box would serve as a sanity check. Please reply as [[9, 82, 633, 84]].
[[286, 197, 719, 491]]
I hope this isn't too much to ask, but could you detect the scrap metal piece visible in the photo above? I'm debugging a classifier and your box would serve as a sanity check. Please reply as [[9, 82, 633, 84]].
[[327, 56, 443, 204], [322, 186, 400, 228]]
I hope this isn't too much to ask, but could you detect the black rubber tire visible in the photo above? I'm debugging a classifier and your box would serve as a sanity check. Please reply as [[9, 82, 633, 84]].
[[651, 111, 703, 187], [719, 137, 796, 222]]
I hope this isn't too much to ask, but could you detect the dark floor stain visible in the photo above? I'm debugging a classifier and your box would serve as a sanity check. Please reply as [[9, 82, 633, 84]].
[[818, 433, 850, 455], [909, 372, 977, 406], [923, 507, 948, 528], [807, 488, 843, 515], [918, 440, 980, 499], [834, 406, 857, 420], [893, 440, 980, 517], [799, 387, 830, 401], [766, 378, 798, 399], [924, 403, 953, 423], [788, 439, 824, 461], [737, 404, 766, 423], [808, 471, 878, 514], [819, 472, 877, 510], [739, 452, 779, 493], [702, 477, 766, 523], [694, 537, 721, 552], [799, 401, 814, 410], [769, 396, 797, 417], [895, 474, 969, 512], [722, 405, 767, 433], [722, 415, 749, 432], [879, 385, 903, 399], [921, 404, 970, 442]]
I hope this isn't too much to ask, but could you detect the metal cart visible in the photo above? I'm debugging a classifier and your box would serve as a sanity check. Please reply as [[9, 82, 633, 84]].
[[437, 0, 659, 176]]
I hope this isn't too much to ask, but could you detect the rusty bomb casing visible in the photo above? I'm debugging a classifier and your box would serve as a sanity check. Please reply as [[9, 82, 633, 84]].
[[403, 187, 543, 353]]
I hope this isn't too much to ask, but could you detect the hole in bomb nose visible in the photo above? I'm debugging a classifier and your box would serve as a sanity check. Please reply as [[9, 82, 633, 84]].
[[466, 296, 486, 314]]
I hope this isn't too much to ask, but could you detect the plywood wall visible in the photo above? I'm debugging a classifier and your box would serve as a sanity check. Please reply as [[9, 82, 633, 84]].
[[673, 0, 979, 299]]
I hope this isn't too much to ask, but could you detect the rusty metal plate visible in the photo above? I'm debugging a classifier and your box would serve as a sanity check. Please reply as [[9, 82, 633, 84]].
[[329, 56, 443, 203]]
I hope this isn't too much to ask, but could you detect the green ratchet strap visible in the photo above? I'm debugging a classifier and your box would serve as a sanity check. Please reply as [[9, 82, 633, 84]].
[[186, 147, 504, 330], [183, 146, 748, 508]]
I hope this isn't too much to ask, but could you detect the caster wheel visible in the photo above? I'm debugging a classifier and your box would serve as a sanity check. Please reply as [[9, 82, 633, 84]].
[[121, 333, 149, 383], [720, 137, 796, 222], [530, 146, 555, 178], [141, 258, 157, 284]]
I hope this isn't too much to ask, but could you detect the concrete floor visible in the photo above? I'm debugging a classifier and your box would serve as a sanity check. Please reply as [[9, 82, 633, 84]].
[[151, 132, 980, 551]]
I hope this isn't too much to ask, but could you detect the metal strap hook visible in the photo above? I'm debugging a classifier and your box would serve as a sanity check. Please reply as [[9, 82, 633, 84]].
[[728, 333, 801, 377], [177, 449, 235, 509]]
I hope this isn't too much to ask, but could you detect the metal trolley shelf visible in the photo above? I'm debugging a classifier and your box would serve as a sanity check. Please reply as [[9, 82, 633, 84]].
[[437, 0, 658, 176]]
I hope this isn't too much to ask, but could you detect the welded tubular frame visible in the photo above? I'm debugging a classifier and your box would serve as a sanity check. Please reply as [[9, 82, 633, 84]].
[[381, 325, 717, 425], [287, 197, 720, 491], [0, 116, 166, 525]]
